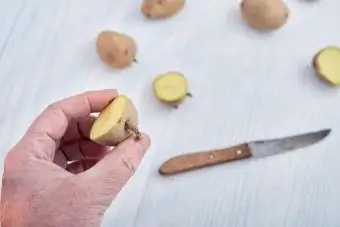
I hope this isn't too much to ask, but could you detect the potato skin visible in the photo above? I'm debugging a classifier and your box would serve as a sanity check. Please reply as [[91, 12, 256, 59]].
[[96, 31, 137, 69], [313, 50, 321, 72], [141, 0, 185, 19], [313, 50, 326, 83], [241, 0, 289, 31]]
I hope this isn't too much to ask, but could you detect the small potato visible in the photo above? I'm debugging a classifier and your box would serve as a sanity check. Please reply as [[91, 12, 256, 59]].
[[240, 0, 289, 31], [141, 0, 185, 19], [96, 30, 137, 69], [313, 46, 340, 86]]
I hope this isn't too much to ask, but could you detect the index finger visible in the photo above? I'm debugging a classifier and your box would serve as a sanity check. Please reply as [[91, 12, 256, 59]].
[[23, 89, 118, 160]]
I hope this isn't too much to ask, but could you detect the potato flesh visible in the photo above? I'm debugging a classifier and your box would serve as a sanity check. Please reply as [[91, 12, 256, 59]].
[[91, 97, 126, 139], [315, 47, 340, 85], [153, 72, 188, 102], [90, 95, 139, 146]]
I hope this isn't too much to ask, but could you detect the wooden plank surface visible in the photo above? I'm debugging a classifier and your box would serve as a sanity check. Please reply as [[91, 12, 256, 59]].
[[1, 0, 340, 226]]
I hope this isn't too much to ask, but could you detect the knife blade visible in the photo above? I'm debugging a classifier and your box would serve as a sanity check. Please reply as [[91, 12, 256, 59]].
[[159, 129, 331, 175]]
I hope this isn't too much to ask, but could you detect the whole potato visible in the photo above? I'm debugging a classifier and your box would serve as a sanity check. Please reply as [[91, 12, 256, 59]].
[[141, 0, 185, 19], [241, 0, 289, 31], [96, 31, 137, 69]]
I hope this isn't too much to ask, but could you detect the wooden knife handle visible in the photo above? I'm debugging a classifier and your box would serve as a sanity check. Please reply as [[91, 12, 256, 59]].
[[159, 144, 252, 175]]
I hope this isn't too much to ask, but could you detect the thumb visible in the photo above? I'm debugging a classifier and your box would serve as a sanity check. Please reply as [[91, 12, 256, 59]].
[[84, 133, 150, 195]]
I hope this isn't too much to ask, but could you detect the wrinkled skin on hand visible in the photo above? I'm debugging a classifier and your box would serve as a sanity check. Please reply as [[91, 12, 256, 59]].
[[0, 89, 150, 227]]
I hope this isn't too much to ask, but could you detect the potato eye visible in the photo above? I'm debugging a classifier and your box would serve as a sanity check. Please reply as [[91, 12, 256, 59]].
[[157, 0, 165, 5], [124, 49, 129, 55]]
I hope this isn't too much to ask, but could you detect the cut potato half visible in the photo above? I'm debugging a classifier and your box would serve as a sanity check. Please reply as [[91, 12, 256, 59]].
[[90, 95, 140, 146], [152, 71, 191, 107], [313, 46, 340, 86]]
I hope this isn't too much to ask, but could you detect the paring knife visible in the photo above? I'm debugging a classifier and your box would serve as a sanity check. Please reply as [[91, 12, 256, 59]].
[[159, 129, 331, 175]]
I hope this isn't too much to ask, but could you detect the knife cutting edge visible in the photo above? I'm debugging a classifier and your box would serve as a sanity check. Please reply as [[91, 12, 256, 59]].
[[159, 129, 331, 176]]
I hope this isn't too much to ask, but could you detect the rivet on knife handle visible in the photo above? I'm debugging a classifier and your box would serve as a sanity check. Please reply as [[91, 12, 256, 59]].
[[159, 144, 252, 175]]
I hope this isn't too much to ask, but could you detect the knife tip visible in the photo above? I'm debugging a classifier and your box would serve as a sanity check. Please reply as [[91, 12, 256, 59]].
[[321, 128, 332, 137], [158, 167, 173, 176], [158, 167, 166, 175]]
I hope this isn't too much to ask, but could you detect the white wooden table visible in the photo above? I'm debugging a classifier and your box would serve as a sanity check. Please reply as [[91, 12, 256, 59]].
[[1, 0, 340, 226]]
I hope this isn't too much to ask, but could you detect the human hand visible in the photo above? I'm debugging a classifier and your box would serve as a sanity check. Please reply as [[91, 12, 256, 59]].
[[0, 89, 150, 227]]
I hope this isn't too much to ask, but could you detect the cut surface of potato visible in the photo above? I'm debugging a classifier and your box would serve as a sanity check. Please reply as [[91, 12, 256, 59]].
[[90, 95, 139, 146], [141, 0, 185, 19], [314, 46, 340, 86], [152, 72, 189, 105], [96, 31, 137, 69], [241, 0, 289, 31]]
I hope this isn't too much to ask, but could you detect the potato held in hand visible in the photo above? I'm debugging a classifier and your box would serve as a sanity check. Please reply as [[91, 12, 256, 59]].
[[241, 0, 289, 31], [152, 71, 192, 108], [313, 46, 340, 86], [90, 95, 140, 146], [96, 31, 137, 69], [141, 0, 185, 19]]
